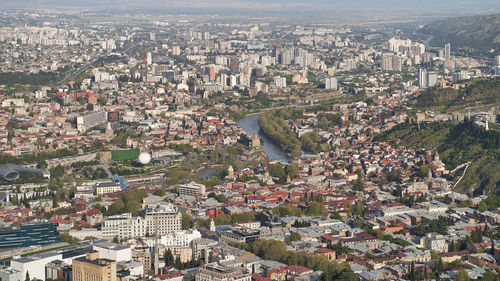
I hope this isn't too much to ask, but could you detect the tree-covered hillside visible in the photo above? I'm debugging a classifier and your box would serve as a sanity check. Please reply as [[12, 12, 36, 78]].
[[415, 78, 500, 112], [376, 120, 500, 196]]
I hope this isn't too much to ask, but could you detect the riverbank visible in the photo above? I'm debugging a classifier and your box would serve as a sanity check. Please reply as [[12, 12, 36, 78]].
[[237, 114, 291, 163]]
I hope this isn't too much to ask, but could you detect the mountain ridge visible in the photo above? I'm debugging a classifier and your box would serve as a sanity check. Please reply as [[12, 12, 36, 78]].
[[422, 13, 500, 52]]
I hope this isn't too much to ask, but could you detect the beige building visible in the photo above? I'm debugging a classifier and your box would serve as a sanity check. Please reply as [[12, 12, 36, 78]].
[[132, 248, 152, 274], [73, 252, 117, 281], [196, 265, 250, 281], [160, 246, 192, 263], [95, 182, 121, 195]]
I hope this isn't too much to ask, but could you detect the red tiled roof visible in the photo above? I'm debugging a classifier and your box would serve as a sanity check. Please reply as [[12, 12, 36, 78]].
[[252, 274, 271, 281], [316, 247, 335, 254], [286, 265, 312, 274]]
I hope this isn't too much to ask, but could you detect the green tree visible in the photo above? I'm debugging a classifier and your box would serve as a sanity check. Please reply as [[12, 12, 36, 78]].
[[125, 200, 141, 216], [215, 214, 232, 226], [108, 200, 125, 215], [25, 272, 30, 281], [37, 160, 48, 169], [307, 202, 328, 217], [215, 194, 227, 203], [273, 205, 304, 217], [174, 256, 182, 269], [455, 269, 470, 281], [154, 188, 166, 197], [353, 201, 365, 216], [289, 232, 301, 242], [165, 249, 174, 266], [49, 165, 65, 178], [477, 202, 488, 212], [182, 214, 194, 230], [60, 233, 80, 244], [437, 257, 444, 272], [352, 179, 364, 191], [480, 272, 496, 281], [330, 212, 343, 221], [195, 218, 211, 228], [268, 163, 286, 179], [409, 261, 416, 281]]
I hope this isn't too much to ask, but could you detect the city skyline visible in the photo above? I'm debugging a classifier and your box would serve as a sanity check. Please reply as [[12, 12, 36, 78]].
[[0, 3, 499, 281]]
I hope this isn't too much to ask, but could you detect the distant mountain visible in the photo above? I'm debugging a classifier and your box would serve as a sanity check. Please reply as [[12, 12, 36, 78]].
[[2, 0, 500, 18], [422, 14, 500, 52]]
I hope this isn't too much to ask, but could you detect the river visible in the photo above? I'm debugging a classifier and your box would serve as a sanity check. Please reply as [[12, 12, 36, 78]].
[[199, 114, 290, 179], [237, 114, 291, 163]]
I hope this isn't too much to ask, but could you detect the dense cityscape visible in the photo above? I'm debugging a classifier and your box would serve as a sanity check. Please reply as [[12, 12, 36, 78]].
[[0, 2, 500, 281]]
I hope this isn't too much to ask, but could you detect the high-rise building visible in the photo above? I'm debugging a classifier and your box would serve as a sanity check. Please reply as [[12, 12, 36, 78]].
[[215, 56, 227, 65], [381, 54, 391, 71], [230, 75, 237, 87], [274, 77, 287, 89], [444, 43, 451, 61], [72, 252, 116, 281], [146, 52, 152, 65], [419, 69, 438, 89], [77, 111, 108, 133], [220, 73, 228, 90], [388, 37, 425, 56], [325, 77, 338, 90], [438, 49, 444, 59], [230, 58, 239, 74], [278, 49, 293, 65], [495, 55, 500, 66], [101, 205, 182, 240], [418, 69, 427, 89], [172, 46, 181, 56], [209, 67, 216, 81], [381, 54, 402, 71], [452, 71, 471, 83], [427, 71, 437, 88], [177, 182, 206, 196]]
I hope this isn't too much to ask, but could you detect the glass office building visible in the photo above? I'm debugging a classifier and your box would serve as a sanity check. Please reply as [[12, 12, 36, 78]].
[[0, 223, 61, 249]]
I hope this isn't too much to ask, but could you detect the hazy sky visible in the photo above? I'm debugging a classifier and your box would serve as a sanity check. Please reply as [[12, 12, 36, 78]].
[[1, 0, 500, 18]]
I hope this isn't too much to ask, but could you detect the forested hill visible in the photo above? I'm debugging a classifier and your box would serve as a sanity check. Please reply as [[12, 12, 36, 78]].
[[421, 14, 500, 52], [376, 120, 500, 196], [415, 78, 500, 112]]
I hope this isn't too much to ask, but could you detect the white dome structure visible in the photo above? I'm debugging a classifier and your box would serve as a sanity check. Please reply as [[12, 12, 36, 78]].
[[138, 152, 152, 165]]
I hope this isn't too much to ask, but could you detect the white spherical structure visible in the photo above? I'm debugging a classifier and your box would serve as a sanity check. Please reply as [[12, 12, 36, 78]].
[[138, 153, 151, 165]]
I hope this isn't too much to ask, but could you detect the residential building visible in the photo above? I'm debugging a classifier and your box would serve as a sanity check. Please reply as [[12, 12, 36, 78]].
[[420, 233, 448, 253], [177, 182, 206, 197], [72, 252, 116, 281], [325, 77, 338, 90], [195, 265, 251, 281], [77, 111, 108, 133], [101, 206, 182, 240]]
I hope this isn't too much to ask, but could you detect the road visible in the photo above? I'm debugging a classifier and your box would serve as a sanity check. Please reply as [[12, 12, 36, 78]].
[[58, 42, 139, 87]]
